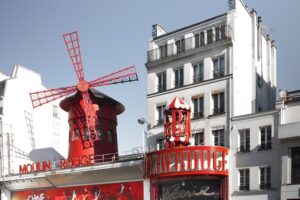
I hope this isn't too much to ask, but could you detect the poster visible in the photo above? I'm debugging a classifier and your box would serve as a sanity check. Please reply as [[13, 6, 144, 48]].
[[12, 181, 143, 200]]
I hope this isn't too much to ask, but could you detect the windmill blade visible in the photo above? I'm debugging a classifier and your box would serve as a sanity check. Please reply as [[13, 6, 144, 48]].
[[30, 85, 77, 108], [89, 65, 138, 88], [63, 31, 85, 81]]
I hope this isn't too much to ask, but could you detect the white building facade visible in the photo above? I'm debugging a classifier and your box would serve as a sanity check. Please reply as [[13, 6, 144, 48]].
[[0, 65, 68, 176], [278, 90, 300, 200], [145, 0, 278, 199]]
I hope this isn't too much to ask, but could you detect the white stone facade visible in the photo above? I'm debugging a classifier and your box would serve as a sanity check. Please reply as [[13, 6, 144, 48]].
[[0, 65, 68, 175], [278, 90, 300, 200], [145, 0, 279, 199]]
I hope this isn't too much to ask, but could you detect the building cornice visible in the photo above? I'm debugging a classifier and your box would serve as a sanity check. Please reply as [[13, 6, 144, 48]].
[[231, 110, 279, 122], [152, 13, 227, 41], [145, 38, 233, 69], [147, 74, 232, 98]]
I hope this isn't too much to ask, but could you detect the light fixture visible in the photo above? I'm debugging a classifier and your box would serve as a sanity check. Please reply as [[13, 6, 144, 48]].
[[138, 117, 148, 125], [138, 117, 151, 130]]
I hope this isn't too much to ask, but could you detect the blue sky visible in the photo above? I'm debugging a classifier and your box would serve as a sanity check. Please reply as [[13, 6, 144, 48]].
[[0, 0, 299, 152]]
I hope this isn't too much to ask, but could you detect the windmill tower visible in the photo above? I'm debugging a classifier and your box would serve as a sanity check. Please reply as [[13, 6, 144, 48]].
[[29, 31, 138, 162]]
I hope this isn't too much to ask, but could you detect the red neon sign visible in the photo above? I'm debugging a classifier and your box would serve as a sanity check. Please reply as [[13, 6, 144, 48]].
[[145, 146, 229, 179]]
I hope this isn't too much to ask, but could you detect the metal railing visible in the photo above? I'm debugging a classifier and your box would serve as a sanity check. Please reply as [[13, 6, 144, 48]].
[[258, 142, 272, 151], [156, 119, 164, 126], [147, 25, 232, 62], [213, 68, 225, 78], [212, 108, 225, 115], [259, 183, 271, 189], [193, 73, 204, 84], [192, 112, 204, 119], [174, 79, 184, 88], [239, 184, 249, 191], [237, 146, 250, 153], [13, 148, 144, 176], [157, 84, 166, 93]]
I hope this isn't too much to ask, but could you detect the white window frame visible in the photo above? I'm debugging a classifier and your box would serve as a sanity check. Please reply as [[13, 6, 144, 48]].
[[212, 91, 225, 115], [212, 128, 224, 147], [156, 104, 165, 126], [192, 130, 205, 146], [239, 129, 250, 152], [260, 166, 271, 189], [239, 168, 250, 190], [259, 125, 272, 150], [157, 71, 166, 92], [174, 67, 184, 88]]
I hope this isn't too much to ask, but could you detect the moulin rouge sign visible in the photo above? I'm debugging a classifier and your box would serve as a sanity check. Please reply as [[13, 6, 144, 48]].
[[19, 154, 95, 174]]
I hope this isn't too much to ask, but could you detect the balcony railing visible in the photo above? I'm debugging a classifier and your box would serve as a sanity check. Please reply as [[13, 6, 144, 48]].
[[145, 146, 229, 179], [193, 73, 204, 84], [174, 79, 184, 88], [239, 184, 249, 191], [147, 25, 232, 62], [157, 84, 166, 93], [258, 141, 272, 151], [259, 183, 271, 189], [212, 108, 225, 115], [213, 68, 225, 78], [237, 146, 250, 153], [192, 112, 204, 119], [156, 119, 164, 126]]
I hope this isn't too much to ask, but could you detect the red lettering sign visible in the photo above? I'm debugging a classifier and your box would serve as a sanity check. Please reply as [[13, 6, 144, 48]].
[[19, 154, 95, 174]]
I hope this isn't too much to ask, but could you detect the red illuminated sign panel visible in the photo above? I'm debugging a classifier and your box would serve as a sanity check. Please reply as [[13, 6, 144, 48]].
[[12, 181, 143, 200]]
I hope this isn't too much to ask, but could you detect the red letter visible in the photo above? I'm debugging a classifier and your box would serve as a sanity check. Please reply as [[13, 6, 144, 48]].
[[42, 161, 52, 171], [19, 165, 28, 174]]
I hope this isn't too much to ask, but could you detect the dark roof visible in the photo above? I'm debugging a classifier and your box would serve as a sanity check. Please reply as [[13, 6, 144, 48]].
[[60, 88, 125, 115], [153, 13, 227, 40]]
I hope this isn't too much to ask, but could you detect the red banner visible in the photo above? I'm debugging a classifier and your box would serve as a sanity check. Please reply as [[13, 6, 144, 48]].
[[12, 181, 143, 200]]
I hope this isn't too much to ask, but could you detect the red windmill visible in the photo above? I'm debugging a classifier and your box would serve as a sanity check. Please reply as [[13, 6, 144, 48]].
[[29, 31, 138, 161]]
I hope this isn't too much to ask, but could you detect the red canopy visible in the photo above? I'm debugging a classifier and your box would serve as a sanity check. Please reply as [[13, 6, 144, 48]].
[[166, 96, 190, 110]]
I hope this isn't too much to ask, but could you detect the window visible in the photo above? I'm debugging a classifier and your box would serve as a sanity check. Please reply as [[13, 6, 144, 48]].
[[292, 147, 300, 184], [213, 129, 224, 146], [239, 169, 250, 190], [159, 44, 168, 59], [215, 25, 226, 41], [24, 111, 35, 149], [156, 138, 164, 150], [192, 96, 204, 119], [53, 121, 60, 136], [157, 72, 166, 92], [213, 56, 225, 78], [175, 38, 185, 53], [260, 167, 271, 189], [83, 127, 89, 140], [73, 128, 79, 141], [15, 147, 29, 160], [259, 126, 272, 150], [212, 92, 225, 115], [192, 131, 204, 145], [53, 105, 59, 118], [156, 105, 165, 126], [174, 67, 184, 88], [207, 29, 213, 44], [193, 63, 204, 83], [239, 129, 250, 152], [195, 32, 205, 47]]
